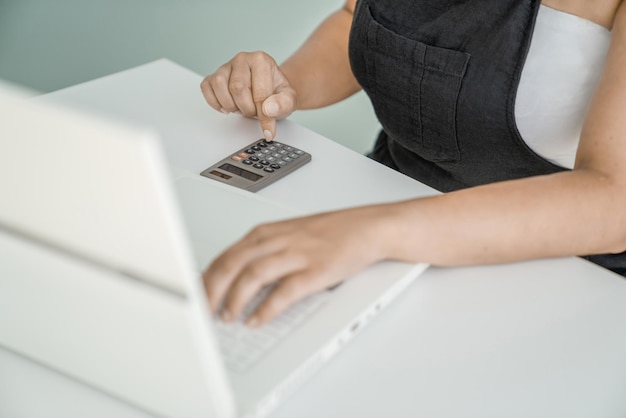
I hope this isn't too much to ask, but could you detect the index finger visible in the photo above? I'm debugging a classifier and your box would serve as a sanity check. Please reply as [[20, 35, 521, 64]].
[[202, 240, 263, 314], [250, 60, 276, 141], [203, 226, 287, 314], [246, 271, 319, 327]]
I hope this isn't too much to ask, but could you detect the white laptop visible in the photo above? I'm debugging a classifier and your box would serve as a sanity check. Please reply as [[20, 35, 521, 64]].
[[0, 84, 427, 418]]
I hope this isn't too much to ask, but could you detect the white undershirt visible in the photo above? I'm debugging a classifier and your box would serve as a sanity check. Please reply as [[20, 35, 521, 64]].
[[515, 5, 611, 169]]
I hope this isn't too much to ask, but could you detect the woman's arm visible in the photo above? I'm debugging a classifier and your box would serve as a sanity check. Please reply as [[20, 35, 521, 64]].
[[200, 0, 359, 140], [280, 0, 360, 109], [386, 0, 626, 266], [203, 1, 626, 327]]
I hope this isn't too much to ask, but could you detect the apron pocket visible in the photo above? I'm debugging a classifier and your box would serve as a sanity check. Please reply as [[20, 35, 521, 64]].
[[361, 6, 470, 162]]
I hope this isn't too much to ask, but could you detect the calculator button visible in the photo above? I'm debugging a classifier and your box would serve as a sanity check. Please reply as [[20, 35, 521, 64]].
[[272, 153, 281, 158], [283, 157, 293, 162], [238, 152, 250, 158], [253, 163, 264, 169], [260, 160, 270, 165], [257, 142, 268, 148], [295, 150, 305, 155], [245, 149, 256, 154], [261, 149, 271, 154], [231, 155, 243, 162], [242, 159, 253, 165], [249, 156, 259, 162], [274, 142, 283, 147], [289, 153, 299, 159], [252, 145, 261, 151], [278, 160, 287, 166], [267, 157, 276, 162], [270, 163, 281, 169], [269, 146, 277, 151], [279, 150, 288, 155], [284, 146, 293, 151], [263, 167, 275, 173]]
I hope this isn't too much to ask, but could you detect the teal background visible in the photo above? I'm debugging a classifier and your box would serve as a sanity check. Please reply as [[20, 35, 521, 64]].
[[0, 0, 379, 153]]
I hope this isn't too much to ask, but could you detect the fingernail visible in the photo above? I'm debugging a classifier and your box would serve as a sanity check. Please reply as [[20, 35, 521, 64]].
[[263, 101, 279, 117], [246, 316, 259, 328], [263, 130, 273, 141], [220, 108, 229, 114]]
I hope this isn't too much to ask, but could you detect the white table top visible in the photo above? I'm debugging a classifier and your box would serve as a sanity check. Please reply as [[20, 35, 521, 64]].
[[2, 59, 626, 418]]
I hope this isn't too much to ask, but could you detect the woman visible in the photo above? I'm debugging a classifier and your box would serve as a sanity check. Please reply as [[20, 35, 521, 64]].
[[200, 0, 626, 327]]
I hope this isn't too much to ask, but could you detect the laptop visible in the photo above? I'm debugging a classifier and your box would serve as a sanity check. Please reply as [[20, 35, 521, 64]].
[[0, 84, 428, 418]]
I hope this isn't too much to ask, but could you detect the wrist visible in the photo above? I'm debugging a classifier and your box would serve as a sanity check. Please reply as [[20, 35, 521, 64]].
[[354, 203, 412, 263]]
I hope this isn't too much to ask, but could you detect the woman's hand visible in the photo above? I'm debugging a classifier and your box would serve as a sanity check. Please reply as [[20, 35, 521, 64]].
[[200, 52, 297, 141], [202, 206, 391, 327]]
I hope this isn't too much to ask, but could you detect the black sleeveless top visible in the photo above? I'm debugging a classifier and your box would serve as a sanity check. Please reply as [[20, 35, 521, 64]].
[[347, 0, 626, 272]]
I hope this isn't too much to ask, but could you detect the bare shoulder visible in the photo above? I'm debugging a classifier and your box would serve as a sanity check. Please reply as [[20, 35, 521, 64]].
[[343, 0, 357, 15], [574, 0, 626, 172], [603, 0, 624, 29], [615, 0, 626, 31]]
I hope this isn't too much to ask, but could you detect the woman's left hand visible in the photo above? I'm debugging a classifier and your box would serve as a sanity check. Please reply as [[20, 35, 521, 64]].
[[202, 205, 391, 327]]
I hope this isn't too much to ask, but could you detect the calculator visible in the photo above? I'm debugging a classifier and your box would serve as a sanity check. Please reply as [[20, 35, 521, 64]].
[[200, 139, 311, 192]]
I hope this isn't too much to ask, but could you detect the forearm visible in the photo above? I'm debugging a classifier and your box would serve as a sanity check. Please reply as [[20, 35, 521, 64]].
[[378, 170, 626, 266], [280, 6, 360, 109]]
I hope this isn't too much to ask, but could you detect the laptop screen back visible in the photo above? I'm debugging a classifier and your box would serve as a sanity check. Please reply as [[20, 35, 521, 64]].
[[0, 87, 192, 295], [0, 86, 235, 418]]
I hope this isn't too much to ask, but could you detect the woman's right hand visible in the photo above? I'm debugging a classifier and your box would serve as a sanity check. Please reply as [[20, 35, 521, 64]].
[[200, 51, 298, 141]]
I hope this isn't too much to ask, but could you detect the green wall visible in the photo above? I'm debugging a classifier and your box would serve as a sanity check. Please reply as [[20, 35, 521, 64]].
[[0, 0, 379, 153]]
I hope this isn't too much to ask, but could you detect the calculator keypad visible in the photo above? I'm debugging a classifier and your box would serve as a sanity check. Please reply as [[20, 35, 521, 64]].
[[233, 141, 306, 172]]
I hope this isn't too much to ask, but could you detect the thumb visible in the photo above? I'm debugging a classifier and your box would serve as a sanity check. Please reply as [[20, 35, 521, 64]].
[[258, 89, 297, 140]]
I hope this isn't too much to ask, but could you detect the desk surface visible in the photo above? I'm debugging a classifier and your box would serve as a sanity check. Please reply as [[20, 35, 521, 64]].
[[2, 59, 626, 418]]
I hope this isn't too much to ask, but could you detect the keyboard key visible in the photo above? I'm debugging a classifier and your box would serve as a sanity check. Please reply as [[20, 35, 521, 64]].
[[215, 288, 329, 373]]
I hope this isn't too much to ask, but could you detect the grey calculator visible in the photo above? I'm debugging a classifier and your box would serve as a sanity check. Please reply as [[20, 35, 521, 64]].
[[200, 139, 311, 192]]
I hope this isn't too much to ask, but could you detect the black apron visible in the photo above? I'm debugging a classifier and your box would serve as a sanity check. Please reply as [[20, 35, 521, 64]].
[[348, 0, 626, 273]]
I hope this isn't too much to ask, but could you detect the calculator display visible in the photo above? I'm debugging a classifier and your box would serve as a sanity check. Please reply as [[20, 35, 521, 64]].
[[218, 163, 262, 182]]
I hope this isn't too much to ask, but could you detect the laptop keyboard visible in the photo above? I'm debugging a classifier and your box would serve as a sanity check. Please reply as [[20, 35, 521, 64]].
[[214, 286, 329, 373]]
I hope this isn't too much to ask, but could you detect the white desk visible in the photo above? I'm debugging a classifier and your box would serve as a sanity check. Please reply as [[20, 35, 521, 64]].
[[2, 60, 626, 418]]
